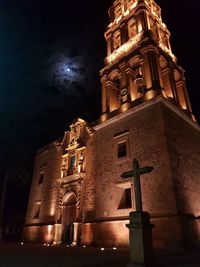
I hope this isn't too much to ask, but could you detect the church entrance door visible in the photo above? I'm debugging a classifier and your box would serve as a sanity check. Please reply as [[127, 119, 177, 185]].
[[62, 193, 77, 245]]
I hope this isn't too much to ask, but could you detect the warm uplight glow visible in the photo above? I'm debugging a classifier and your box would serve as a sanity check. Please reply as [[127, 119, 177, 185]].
[[44, 225, 54, 243], [101, 113, 108, 123], [138, 22, 143, 33], [145, 90, 155, 100], [120, 103, 129, 113], [50, 205, 56, 216], [161, 90, 168, 98], [180, 102, 187, 110], [106, 33, 142, 64], [48, 225, 53, 233], [159, 42, 175, 61], [78, 164, 81, 173]]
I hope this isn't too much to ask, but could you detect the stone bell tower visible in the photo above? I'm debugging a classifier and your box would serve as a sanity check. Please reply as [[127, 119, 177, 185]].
[[100, 0, 195, 122], [89, 0, 200, 248]]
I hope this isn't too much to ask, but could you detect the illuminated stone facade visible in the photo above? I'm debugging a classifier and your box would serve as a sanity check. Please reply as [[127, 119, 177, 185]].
[[23, 0, 200, 248]]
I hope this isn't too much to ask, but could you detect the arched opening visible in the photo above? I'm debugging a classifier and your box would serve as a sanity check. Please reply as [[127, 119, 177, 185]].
[[127, 56, 144, 100], [159, 55, 174, 99], [61, 193, 77, 244], [108, 70, 121, 112], [128, 19, 137, 39], [113, 30, 121, 50]]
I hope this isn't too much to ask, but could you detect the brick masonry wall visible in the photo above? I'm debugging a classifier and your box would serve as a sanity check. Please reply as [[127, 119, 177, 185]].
[[93, 102, 182, 247], [23, 225, 55, 243], [23, 143, 62, 242], [162, 104, 200, 246], [82, 134, 96, 221], [82, 220, 129, 247], [95, 103, 177, 216]]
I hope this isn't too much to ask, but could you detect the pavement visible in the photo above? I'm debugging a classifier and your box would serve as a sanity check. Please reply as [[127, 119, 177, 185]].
[[0, 243, 199, 267]]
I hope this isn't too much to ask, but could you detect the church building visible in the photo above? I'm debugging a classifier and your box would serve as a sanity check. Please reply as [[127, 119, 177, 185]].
[[23, 0, 200, 248]]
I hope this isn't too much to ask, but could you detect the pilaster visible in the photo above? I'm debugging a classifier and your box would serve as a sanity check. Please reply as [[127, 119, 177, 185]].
[[140, 45, 163, 91]]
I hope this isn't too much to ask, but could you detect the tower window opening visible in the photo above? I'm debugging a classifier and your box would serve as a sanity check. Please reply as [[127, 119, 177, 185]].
[[113, 31, 121, 50], [118, 141, 127, 158], [38, 173, 44, 184], [118, 188, 132, 209], [128, 19, 137, 39], [33, 202, 41, 219]]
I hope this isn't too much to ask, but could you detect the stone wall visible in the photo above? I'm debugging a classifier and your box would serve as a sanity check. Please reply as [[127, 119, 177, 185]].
[[23, 142, 62, 242], [82, 134, 96, 222], [23, 225, 55, 243], [82, 220, 129, 247], [93, 101, 182, 248], [162, 104, 200, 247]]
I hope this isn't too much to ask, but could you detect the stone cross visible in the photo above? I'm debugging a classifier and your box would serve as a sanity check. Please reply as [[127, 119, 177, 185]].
[[121, 158, 153, 212]]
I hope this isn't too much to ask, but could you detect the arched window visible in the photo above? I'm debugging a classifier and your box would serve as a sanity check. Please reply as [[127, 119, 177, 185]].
[[68, 154, 76, 175], [128, 19, 137, 38], [113, 31, 121, 50]]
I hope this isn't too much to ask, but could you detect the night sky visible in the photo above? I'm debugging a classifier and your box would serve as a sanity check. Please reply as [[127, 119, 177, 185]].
[[0, 0, 200, 222]]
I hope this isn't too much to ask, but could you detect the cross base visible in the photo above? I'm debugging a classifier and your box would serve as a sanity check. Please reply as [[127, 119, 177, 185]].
[[126, 211, 154, 267]]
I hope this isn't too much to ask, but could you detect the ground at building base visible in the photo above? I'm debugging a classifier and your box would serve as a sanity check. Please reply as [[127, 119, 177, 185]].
[[0, 244, 199, 267]]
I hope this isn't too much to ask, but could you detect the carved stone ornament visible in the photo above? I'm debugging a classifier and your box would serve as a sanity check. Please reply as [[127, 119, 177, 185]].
[[120, 88, 128, 96], [69, 118, 86, 146]]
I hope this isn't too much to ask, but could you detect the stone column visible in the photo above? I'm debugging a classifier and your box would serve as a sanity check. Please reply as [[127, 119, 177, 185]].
[[119, 62, 130, 103], [161, 67, 177, 100], [126, 68, 138, 101], [106, 80, 120, 112], [53, 224, 62, 245], [72, 222, 79, 246], [101, 75, 108, 114], [76, 182, 82, 220], [136, 3, 149, 33], [176, 80, 187, 110]]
